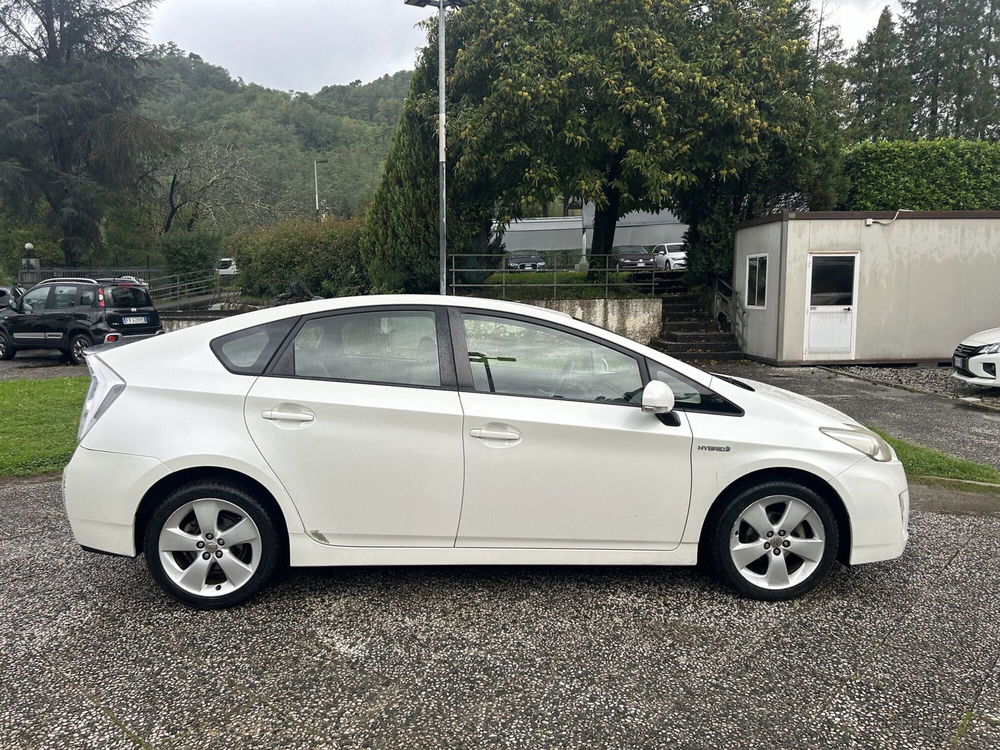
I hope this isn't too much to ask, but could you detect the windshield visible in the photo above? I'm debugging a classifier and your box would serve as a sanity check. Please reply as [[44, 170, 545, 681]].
[[615, 245, 648, 257], [106, 286, 152, 308], [510, 250, 541, 258]]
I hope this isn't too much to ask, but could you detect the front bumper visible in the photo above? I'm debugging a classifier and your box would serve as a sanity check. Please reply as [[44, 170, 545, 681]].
[[63, 447, 168, 557], [835, 456, 909, 565], [953, 352, 1000, 387]]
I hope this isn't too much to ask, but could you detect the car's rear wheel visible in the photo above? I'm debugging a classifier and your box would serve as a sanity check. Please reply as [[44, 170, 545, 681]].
[[707, 480, 838, 601], [0, 331, 15, 360], [144, 481, 280, 608], [66, 332, 92, 365]]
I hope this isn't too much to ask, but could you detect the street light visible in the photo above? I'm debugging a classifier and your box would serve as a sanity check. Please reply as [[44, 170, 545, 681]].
[[404, 0, 475, 295], [313, 159, 329, 219]]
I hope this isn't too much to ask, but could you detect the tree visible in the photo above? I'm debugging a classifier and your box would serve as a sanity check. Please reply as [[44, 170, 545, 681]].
[[0, 0, 166, 265], [847, 7, 914, 141]]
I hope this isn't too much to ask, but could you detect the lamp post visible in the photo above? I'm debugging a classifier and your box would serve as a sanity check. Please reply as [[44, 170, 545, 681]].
[[404, 0, 474, 295], [313, 159, 329, 220]]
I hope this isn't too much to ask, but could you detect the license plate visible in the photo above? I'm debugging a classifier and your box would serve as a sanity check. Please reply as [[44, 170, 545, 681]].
[[953, 356, 966, 370], [122, 316, 147, 325], [637, 262, 646, 267]]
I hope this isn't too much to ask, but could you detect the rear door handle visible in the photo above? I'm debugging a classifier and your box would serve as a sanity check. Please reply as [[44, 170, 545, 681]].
[[261, 410, 314, 423], [470, 428, 520, 441]]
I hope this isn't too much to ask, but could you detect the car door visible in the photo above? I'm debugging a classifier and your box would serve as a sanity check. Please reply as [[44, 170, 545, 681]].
[[45, 284, 81, 347], [6, 286, 54, 346], [243, 306, 465, 547], [452, 309, 694, 550]]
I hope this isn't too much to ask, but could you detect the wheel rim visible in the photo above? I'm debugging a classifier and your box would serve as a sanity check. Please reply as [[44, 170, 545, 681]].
[[73, 337, 88, 361], [158, 498, 262, 597], [729, 495, 826, 591]]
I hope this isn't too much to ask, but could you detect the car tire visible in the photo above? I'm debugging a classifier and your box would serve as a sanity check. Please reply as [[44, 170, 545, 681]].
[[66, 332, 92, 365], [664, 260, 672, 271], [0, 331, 15, 360], [144, 480, 281, 609], [706, 480, 838, 601]]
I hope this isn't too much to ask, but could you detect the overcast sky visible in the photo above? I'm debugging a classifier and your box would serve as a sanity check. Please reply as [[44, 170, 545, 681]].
[[148, 0, 904, 93]]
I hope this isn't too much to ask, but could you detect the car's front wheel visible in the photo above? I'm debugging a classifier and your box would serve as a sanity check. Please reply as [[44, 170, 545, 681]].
[[706, 480, 838, 601], [144, 481, 281, 608]]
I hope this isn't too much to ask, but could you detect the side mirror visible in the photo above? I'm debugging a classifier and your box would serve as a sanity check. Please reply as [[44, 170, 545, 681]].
[[641, 380, 675, 414], [656, 248, 666, 255]]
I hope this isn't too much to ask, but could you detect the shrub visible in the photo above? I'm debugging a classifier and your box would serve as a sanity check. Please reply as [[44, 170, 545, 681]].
[[842, 139, 1000, 210], [228, 218, 367, 299], [159, 231, 223, 275]]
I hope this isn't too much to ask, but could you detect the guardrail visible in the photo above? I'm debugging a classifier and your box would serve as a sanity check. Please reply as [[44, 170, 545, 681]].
[[148, 269, 240, 309], [447, 252, 685, 300], [17, 266, 164, 285]]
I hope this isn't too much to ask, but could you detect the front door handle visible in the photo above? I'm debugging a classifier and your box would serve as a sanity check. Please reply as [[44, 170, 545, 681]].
[[261, 410, 314, 423], [470, 427, 520, 441]]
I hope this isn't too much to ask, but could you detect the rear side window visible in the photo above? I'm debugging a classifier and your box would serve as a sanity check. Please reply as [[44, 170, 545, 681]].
[[80, 288, 96, 306], [211, 319, 296, 375], [106, 286, 152, 308], [51, 285, 79, 309]]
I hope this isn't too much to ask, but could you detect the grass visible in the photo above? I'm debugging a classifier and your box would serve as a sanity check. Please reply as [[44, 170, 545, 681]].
[[0, 377, 89, 477], [872, 428, 1000, 484]]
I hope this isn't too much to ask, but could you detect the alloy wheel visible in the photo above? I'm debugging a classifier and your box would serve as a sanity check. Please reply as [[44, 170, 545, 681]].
[[728, 495, 826, 590], [158, 497, 262, 597]]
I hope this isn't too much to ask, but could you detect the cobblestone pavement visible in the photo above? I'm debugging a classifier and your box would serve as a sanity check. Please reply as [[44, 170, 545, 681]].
[[708, 360, 1000, 471], [1, 477, 998, 749]]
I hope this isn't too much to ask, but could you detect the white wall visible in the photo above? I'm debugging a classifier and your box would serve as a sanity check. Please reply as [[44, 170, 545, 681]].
[[527, 298, 663, 345], [733, 221, 783, 360]]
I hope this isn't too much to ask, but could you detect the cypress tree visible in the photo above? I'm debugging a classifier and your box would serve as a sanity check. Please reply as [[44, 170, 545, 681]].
[[848, 7, 914, 141]]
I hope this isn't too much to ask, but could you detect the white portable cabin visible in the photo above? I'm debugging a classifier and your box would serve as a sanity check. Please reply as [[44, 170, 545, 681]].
[[731, 211, 1000, 365]]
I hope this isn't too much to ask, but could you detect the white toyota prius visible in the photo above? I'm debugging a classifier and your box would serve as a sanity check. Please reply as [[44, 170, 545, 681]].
[[64, 295, 909, 608]]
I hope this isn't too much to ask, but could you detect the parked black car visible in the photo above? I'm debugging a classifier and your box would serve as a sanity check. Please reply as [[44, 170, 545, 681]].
[[506, 249, 547, 271], [0, 277, 163, 365], [614, 245, 658, 270]]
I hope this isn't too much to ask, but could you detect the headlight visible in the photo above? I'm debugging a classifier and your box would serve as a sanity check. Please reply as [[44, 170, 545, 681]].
[[78, 355, 126, 442], [981, 342, 1000, 354], [820, 425, 893, 462]]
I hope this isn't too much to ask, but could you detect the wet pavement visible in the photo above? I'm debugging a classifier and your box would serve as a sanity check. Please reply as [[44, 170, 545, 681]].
[[0, 350, 83, 381], [1, 477, 998, 749]]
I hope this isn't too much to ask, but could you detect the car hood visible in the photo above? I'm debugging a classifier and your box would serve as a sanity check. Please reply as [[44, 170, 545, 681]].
[[962, 327, 1000, 346], [711, 375, 860, 427]]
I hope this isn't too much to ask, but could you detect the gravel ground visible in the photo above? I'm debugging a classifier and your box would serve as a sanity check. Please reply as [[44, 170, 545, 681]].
[[0, 350, 84, 381], [1, 477, 998, 749], [709, 361, 1000, 472], [836, 365, 1000, 408]]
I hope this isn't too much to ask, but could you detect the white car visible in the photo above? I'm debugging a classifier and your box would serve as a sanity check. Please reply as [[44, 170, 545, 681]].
[[654, 243, 687, 271], [64, 295, 909, 608], [217, 258, 238, 276], [953, 327, 1000, 387]]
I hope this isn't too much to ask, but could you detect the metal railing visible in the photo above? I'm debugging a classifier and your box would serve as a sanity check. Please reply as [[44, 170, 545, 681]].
[[148, 269, 240, 309], [713, 277, 747, 351], [17, 266, 164, 285], [446, 253, 685, 300]]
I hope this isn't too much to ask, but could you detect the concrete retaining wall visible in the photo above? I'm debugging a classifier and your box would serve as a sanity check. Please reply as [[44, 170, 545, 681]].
[[161, 299, 663, 346], [526, 298, 662, 344]]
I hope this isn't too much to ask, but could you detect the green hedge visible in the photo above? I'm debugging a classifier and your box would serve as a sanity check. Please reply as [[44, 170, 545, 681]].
[[228, 218, 367, 299], [842, 139, 1000, 210]]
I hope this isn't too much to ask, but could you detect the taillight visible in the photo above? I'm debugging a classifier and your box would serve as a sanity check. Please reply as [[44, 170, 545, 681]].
[[78, 355, 126, 442], [98, 288, 106, 308]]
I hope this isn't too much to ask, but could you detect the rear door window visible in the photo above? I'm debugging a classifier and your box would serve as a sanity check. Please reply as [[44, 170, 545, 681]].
[[51, 285, 79, 309], [107, 286, 152, 308]]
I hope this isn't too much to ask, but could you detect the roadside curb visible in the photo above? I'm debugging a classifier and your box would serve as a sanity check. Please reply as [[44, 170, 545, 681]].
[[818, 366, 1000, 414]]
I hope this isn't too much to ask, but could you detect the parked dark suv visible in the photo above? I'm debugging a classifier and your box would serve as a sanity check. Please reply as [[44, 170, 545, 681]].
[[0, 277, 163, 365]]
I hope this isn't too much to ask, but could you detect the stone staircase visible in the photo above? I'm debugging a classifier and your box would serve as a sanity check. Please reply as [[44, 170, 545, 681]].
[[649, 282, 742, 361]]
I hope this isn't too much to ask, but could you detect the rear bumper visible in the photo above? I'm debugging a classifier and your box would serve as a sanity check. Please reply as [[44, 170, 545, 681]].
[[63, 447, 168, 557], [103, 330, 164, 345], [835, 457, 909, 565]]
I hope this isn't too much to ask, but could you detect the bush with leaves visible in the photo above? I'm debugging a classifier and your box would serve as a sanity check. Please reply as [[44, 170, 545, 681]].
[[842, 139, 1000, 210], [229, 218, 368, 299], [158, 231, 223, 275]]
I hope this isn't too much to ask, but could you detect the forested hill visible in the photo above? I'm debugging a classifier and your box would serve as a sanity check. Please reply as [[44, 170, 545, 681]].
[[141, 45, 411, 221]]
